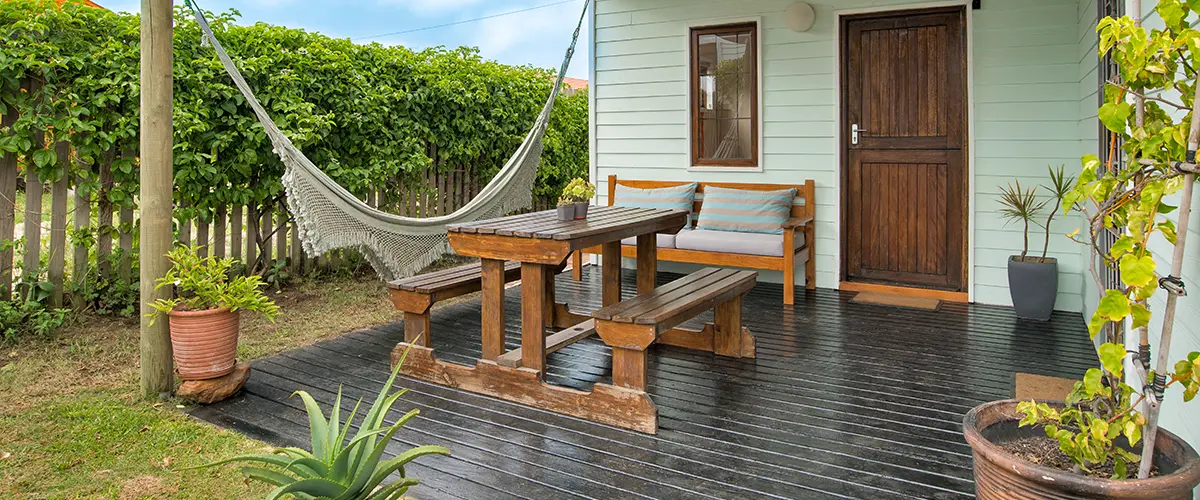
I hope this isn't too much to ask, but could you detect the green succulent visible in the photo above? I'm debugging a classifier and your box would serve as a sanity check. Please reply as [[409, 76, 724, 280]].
[[189, 345, 450, 499]]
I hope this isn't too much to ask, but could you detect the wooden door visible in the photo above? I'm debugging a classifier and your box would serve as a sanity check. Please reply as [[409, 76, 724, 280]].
[[841, 8, 967, 291]]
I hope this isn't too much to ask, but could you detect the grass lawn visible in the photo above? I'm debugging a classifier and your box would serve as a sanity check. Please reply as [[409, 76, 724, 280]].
[[0, 273, 404, 499]]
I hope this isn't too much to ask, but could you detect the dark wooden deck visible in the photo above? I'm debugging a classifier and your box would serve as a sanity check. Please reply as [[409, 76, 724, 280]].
[[191, 267, 1098, 499]]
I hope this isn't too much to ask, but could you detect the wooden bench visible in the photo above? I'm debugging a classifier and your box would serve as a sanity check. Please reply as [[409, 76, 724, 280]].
[[592, 267, 758, 393], [387, 261, 522, 347], [573, 175, 815, 305]]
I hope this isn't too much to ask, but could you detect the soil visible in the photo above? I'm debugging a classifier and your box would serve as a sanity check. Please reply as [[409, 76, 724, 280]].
[[1000, 435, 1159, 479]]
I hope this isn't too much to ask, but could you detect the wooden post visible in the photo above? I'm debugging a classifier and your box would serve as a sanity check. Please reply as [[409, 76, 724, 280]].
[[601, 241, 622, 307], [636, 234, 656, 294], [481, 259, 506, 360], [245, 205, 258, 271], [21, 138, 43, 295], [196, 219, 209, 257], [0, 103, 17, 300], [139, 0, 175, 398]]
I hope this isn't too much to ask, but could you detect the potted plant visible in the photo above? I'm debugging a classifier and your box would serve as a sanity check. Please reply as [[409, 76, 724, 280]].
[[562, 177, 595, 219], [964, 5, 1200, 498], [997, 165, 1074, 320], [556, 196, 575, 221], [148, 246, 279, 380]]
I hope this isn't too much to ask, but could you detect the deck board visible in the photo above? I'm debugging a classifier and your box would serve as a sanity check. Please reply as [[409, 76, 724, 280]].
[[191, 267, 1097, 499]]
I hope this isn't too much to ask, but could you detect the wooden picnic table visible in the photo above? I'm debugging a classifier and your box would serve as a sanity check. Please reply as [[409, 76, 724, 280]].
[[390, 206, 688, 433]]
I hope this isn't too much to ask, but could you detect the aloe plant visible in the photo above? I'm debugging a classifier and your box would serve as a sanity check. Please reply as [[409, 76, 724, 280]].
[[190, 346, 449, 499]]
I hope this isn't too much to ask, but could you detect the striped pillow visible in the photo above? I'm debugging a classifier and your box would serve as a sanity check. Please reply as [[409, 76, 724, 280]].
[[613, 183, 698, 224], [696, 186, 796, 235]]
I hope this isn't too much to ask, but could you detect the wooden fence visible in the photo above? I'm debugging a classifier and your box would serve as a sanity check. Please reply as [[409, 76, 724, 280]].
[[0, 148, 555, 309]]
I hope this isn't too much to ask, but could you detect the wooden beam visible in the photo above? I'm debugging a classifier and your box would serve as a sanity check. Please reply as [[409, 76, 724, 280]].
[[139, 0, 175, 398], [496, 319, 596, 368]]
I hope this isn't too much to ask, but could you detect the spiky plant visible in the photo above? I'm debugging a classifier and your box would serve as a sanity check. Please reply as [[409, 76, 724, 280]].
[[189, 345, 449, 499], [998, 179, 1047, 261], [1036, 165, 1077, 262]]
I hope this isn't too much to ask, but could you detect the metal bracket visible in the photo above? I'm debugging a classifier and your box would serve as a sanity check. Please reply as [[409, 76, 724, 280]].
[[1159, 275, 1186, 296]]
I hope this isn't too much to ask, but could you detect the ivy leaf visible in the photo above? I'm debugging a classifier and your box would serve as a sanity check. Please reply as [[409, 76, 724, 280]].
[[1096, 290, 1132, 322], [31, 148, 57, 169], [1109, 236, 1135, 259], [1083, 368, 1105, 396], [1098, 102, 1133, 133], [1130, 302, 1152, 330], [1157, 219, 1178, 245], [1098, 343, 1126, 375], [1119, 254, 1156, 288]]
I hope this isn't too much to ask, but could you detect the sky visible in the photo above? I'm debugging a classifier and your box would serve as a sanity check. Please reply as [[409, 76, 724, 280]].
[[101, 0, 591, 79]]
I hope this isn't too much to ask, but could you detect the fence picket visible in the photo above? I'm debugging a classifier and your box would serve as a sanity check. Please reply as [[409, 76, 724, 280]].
[[118, 205, 133, 281], [0, 105, 16, 300], [275, 207, 286, 265], [245, 206, 258, 273], [72, 169, 91, 308], [260, 207, 272, 266], [197, 219, 209, 258], [215, 205, 227, 259], [22, 166, 42, 294], [290, 219, 302, 273], [95, 149, 115, 280], [230, 204, 243, 263]]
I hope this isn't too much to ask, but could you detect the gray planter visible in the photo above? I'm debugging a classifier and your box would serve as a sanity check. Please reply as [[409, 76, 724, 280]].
[[1008, 256, 1057, 321], [573, 203, 589, 219], [557, 204, 575, 221]]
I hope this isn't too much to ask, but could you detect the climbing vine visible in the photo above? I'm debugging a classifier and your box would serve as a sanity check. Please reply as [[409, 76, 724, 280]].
[[0, 0, 589, 223]]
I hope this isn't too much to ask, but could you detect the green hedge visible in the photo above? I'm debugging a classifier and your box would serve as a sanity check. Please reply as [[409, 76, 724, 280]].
[[0, 0, 589, 218]]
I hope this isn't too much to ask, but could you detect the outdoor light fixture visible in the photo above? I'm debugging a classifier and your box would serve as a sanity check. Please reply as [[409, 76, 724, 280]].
[[784, 2, 816, 33]]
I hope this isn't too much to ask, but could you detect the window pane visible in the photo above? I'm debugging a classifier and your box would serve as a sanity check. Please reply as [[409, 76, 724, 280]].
[[694, 25, 755, 165], [700, 118, 752, 160]]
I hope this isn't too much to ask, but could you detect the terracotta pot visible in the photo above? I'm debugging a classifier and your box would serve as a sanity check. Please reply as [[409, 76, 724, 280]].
[[169, 307, 240, 381], [964, 399, 1200, 499]]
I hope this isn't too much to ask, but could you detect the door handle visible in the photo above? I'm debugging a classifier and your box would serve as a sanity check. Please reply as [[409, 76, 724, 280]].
[[851, 123, 873, 145]]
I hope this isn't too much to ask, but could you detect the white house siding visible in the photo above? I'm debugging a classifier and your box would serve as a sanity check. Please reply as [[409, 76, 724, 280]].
[[591, 0, 1092, 311]]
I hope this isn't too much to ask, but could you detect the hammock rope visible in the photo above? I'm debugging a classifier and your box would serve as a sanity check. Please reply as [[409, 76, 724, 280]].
[[183, 0, 589, 280]]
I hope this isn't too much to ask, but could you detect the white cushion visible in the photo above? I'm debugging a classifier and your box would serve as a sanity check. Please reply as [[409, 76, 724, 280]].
[[674, 229, 804, 257], [621, 232, 679, 248]]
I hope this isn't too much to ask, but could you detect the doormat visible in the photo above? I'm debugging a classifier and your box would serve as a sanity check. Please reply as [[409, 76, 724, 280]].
[[849, 292, 942, 311], [1014, 373, 1077, 401]]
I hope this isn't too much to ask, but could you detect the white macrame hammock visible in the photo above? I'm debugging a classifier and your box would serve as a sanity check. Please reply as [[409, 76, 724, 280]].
[[186, 1, 589, 281]]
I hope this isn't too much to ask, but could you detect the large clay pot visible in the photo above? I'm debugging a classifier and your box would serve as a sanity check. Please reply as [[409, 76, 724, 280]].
[[964, 399, 1200, 499], [1008, 256, 1057, 321], [169, 307, 239, 380]]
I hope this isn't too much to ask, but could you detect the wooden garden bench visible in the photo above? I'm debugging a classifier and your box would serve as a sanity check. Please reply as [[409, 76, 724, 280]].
[[387, 261, 522, 347], [592, 267, 758, 393]]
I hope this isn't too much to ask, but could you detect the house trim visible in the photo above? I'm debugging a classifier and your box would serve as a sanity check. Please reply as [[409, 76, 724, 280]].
[[832, 0, 976, 301], [682, 16, 765, 173]]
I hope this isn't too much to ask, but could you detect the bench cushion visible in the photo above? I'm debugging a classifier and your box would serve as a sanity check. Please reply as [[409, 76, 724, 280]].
[[674, 229, 803, 257], [620, 231, 684, 249], [613, 183, 698, 226], [695, 186, 796, 235]]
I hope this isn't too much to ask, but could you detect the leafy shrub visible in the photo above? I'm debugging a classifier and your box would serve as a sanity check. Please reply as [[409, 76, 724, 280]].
[[191, 345, 449, 498], [147, 246, 279, 323], [1, 279, 68, 342]]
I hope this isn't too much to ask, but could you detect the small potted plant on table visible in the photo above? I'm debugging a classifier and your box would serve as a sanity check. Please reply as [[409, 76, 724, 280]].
[[149, 245, 279, 381], [997, 166, 1074, 320], [556, 196, 575, 221], [562, 177, 595, 220]]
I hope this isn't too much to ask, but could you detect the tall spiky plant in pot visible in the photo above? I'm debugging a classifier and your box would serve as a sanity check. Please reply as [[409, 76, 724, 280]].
[[998, 166, 1074, 320]]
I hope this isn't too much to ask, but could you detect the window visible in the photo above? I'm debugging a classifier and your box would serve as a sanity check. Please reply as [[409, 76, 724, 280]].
[[691, 23, 758, 168]]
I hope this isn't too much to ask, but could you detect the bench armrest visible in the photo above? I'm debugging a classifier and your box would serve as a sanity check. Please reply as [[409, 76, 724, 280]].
[[781, 216, 813, 230]]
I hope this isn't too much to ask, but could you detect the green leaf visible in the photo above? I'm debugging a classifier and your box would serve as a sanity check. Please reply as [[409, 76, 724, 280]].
[[291, 391, 330, 460], [1096, 290, 1132, 323], [1098, 102, 1133, 133], [267, 478, 347, 500], [1119, 254, 1157, 288], [1109, 236, 1135, 259], [1083, 368, 1105, 396], [1098, 343, 1126, 374], [240, 467, 298, 488], [31, 148, 57, 169], [1130, 303, 1152, 330]]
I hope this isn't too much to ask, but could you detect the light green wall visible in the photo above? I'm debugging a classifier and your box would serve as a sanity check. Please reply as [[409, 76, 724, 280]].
[[591, 0, 1090, 311]]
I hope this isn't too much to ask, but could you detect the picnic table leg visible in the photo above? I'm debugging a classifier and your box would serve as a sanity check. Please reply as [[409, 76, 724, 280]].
[[544, 265, 556, 330], [521, 262, 548, 377], [611, 347, 647, 391], [404, 311, 431, 347], [636, 233, 657, 294], [480, 258, 506, 361], [714, 295, 743, 357], [601, 241, 622, 307]]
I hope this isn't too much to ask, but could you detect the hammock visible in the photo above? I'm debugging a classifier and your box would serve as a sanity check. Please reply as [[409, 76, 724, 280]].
[[185, 0, 589, 281]]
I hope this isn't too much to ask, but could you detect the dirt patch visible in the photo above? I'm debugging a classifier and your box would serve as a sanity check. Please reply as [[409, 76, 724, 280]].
[[118, 475, 177, 499], [1000, 436, 1157, 478], [270, 290, 318, 307]]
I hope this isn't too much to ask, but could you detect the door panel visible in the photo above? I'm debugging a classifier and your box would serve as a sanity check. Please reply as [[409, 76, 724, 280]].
[[842, 8, 966, 291]]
